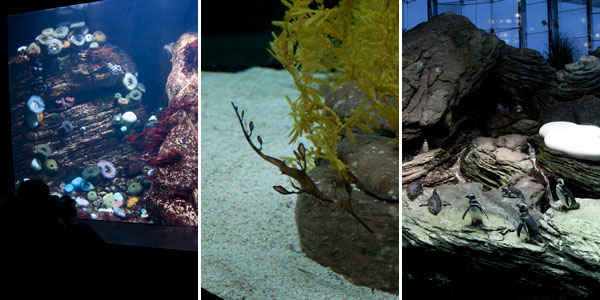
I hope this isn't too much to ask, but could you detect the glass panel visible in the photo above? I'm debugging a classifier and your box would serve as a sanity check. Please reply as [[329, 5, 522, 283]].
[[491, 0, 518, 33], [558, 8, 589, 37], [569, 36, 588, 60], [496, 28, 520, 47], [403, 0, 428, 31], [476, 2, 492, 31], [528, 31, 550, 57]]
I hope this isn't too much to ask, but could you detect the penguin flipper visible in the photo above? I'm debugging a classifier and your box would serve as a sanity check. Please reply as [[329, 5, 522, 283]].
[[517, 222, 523, 237], [462, 208, 469, 220], [481, 208, 490, 220], [441, 201, 452, 206]]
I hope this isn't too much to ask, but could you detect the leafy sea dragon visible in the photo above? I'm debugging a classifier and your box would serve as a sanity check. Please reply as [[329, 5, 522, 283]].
[[232, 102, 374, 234]]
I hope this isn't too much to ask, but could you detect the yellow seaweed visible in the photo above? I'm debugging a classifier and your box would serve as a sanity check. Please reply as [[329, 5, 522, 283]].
[[269, 0, 399, 179]]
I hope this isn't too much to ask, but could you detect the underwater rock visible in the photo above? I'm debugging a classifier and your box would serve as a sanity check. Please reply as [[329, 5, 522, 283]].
[[592, 46, 600, 58], [402, 13, 504, 146], [529, 135, 600, 198], [146, 33, 198, 227], [461, 134, 532, 188], [324, 83, 395, 137], [337, 133, 398, 201], [403, 183, 600, 296], [296, 166, 399, 294], [166, 32, 198, 118]]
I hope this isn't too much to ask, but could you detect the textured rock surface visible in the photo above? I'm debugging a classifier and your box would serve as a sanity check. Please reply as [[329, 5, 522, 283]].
[[402, 13, 504, 145], [529, 135, 600, 198], [296, 166, 399, 294], [461, 134, 533, 188], [540, 95, 600, 128], [337, 134, 398, 201], [9, 44, 145, 188], [402, 148, 454, 186], [324, 83, 395, 137], [403, 183, 600, 296], [554, 55, 600, 100], [147, 32, 198, 226]]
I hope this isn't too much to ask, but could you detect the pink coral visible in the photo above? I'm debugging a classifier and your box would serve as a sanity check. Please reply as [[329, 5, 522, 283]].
[[55, 96, 75, 110]]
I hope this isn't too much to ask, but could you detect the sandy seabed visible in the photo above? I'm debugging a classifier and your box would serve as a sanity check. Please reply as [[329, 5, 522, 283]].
[[200, 67, 398, 300]]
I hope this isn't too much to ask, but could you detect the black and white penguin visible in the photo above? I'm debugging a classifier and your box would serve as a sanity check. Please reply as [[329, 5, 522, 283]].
[[501, 187, 524, 199], [420, 189, 451, 215], [462, 193, 489, 226], [516, 203, 544, 245], [406, 181, 423, 201], [555, 178, 580, 210]]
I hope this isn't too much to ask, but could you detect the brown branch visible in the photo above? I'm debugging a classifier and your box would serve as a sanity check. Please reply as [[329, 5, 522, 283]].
[[232, 102, 374, 234]]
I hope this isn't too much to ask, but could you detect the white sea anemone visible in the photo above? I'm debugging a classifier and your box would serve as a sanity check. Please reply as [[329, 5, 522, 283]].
[[17, 46, 27, 55], [84, 34, 94, 43], [89, 41, 99, 49], [136, 82, 146, 93], [122, 111, 137, 125], [46, 38, 63, 55], [42, 28, 54, 35], [70, 34, 85, 47], [70, 21, 85, 30], [122, 72, 138, 90], [53, 26, 69, 39], [35, 34, 52, 45], [539, 121, 600, 162]]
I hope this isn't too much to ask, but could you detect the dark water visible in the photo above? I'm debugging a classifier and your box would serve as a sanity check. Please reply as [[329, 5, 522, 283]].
[[7, 0, 198, 112]]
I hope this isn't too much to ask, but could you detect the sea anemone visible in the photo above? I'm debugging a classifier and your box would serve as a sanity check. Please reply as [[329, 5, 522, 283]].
[[127, 182, 143, 196], [102, 193, 115, 208], [64, 184, 74, 193], [136, 83, 146, 93], [44, 159, 58, 174], [84, 34, 94, 43], [117, 97, 129, 109], [60, 120, 73, 134], [70, 21, 86, 32], [114, 92, 122, 99], [35, 34, 52, 46], [62, 40, 71, 49], [46, 38, 63, 55], [69, 34, 85, 47], [122, 72, 138, 90], [17, 46, 27, 55], [81, 181, 94, 192], [126, 196, 139, 208], [87, 191, 97, 201], [53, 26, 69, 39], [31, 158, 42, 171], [34, 143, 51, 157], [93, 31, 106, 43], [27, 95, 45, 114], [25, 112, 39, 129], [127, 89, 142, 102], [42, 28, 54, 36], [89, 42, 99, 49], [97, 160, 117, 179], [71, 177, 84, 189], [82, 165, 101, 183], [112, 113, 123, 126], [27, 43, 41, 56], [122, 111, 137, 125]]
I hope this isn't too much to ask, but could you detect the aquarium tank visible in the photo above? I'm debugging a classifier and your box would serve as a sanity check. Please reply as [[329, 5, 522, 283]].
[[6, 0, 198, 235]]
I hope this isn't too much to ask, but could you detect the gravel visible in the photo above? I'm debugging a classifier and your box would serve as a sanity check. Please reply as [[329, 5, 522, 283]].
[[200, 67, 398, 299]]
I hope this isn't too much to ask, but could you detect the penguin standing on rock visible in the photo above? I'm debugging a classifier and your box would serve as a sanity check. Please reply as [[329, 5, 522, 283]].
[[462, 193, 489, 226], [555, 178, 580, 210], [516, 203, 545, 245], [420, 189, 451, 215]]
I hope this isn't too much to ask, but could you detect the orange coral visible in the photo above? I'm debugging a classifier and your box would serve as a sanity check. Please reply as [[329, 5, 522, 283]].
[[37, 112, 44, 123]]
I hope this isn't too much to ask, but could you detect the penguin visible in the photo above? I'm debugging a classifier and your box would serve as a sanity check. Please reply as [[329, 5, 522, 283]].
[[555, 178, 580, 210], [406, 181, 423, 201], [501, 187, 524, 199], [420, 189, 451, 215], [420, 139, 429, 153], [461, 193, 489, 226], [516, 203, 545, 245]]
